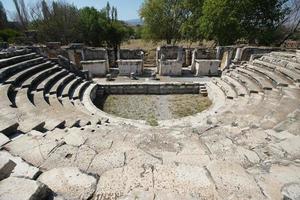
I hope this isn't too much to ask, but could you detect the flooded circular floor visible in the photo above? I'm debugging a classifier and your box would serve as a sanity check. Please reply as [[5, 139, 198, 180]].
[[100, 94, 212, 125]]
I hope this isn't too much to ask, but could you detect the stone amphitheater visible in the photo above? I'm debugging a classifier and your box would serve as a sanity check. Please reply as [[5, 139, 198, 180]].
[[0, 46, 300, 200]]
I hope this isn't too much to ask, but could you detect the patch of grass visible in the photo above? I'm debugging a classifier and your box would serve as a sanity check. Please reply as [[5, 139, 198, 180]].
[[168, 95, 212, 118], [101, 94, 212, 121], [146, 114, 159, 126]]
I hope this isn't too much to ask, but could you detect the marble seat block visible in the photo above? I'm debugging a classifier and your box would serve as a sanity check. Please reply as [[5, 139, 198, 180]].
[[158, 60, 182, 76], [117, 59, 143, 76], [194, 59, 220, 76], [81, 60, 109, 77], [117, 49, 144, 76], [156, 46, 184, 76]]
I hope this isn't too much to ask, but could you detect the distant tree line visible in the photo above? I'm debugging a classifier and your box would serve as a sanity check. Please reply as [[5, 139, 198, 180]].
[[0, 0, 134, 51], [1, 0, 299, 47], [140, 0, 300, 46]]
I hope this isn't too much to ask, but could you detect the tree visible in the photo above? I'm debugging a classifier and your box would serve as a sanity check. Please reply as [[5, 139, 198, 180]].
[[278, 0, 300, 44], [0, 29, 21, 42], [31, 1, 81, 43], [239, 0, 289, 45], [200, 0, 290, 45], [180, 0, 204, 42], [0, 0, 7, 29], [140, 0, 187, 44], [104, 5, 133, 58], [200, 0, 241, 45], [78, 7, 107, 46]]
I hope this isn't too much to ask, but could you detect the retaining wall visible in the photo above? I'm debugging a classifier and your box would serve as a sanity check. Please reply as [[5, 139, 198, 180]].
[[95, 82, 205, 95]]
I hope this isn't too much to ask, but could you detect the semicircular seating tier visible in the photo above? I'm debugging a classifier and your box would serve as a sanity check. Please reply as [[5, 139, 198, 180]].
[[0, 48, 300, 200]]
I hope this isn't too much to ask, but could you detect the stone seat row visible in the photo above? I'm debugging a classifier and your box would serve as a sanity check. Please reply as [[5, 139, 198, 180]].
[[0, 49, 101, 136], [212, 51, 300, 104], [210, 51, 300, 130]]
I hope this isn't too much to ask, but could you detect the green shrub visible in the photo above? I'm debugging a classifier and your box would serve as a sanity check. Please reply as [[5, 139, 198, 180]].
[[0, 29, 22, 43]]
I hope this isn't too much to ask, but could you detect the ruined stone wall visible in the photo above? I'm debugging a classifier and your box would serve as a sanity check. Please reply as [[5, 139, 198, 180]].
[[80, 60, 108, 77], [95, 82, 204, 95], [193, 48, 217, 60], [118, 49, 144, 60], [82, 48, 108, 60], [158, 61, 182, 76], [194, 60, 220, 76], [157, 46, 184, 60], [239, 46, 282, 61]]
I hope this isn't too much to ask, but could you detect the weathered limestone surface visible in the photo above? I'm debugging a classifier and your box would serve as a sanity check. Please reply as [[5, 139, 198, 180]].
[[158, 61, 182, 76], [38, 167, 97, 200], [282, 183, 300, 200], [296, 49, 300, 63], [157, 46, 183, 76], [0, 177, 51, 200], [193, 60, 220, 76], [0, 132, 10, 146], [81, 60, 109, 77], [207, 161, 265, 199], [40, 144, 96, 171], [4, 134, 63, 166], [0, 151, 40, 179], [154, 164, 216, 198], [1, 48, 300, 200], [117, 49, 144, 76], [118, 60, 144, 76], [88, 149, 125, 175], [63, 128, 88, 147]]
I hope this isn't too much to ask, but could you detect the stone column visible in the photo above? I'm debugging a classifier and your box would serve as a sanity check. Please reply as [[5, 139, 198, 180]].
[[216, 46, 222, 60], [234, 48, 242, 62], [191, 49, 197, 73], [156, 47, 161, 73], [177, 47, 183, 63]]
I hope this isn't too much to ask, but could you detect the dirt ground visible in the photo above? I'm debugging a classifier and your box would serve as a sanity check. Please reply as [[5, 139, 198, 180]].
[[102, 94, 212, 126]]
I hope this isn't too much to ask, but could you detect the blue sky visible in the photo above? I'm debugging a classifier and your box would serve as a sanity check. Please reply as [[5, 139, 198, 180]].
[[2, 0, 144, 20]]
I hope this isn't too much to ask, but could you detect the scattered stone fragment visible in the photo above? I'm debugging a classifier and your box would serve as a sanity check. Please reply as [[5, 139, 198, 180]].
[[0, 177, 51, 200], [38, 167, 97, 200]]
